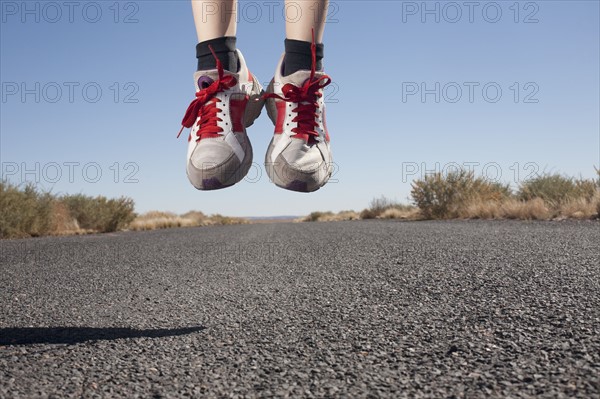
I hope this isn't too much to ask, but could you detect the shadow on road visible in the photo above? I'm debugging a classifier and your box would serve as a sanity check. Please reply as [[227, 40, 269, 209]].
[[0, 326, 205, 346]]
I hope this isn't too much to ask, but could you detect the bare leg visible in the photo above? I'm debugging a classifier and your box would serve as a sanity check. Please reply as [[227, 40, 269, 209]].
[[192, 0, 238, 72], [192, 0, 237, 42], [285, 0, 329, 43]]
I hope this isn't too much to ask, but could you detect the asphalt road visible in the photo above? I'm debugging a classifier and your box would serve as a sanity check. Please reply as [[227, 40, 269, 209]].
[[1, 220, 599, 398]]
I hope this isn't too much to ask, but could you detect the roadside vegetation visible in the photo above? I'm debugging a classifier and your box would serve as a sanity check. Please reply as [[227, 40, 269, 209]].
[[0, 181, 136, 239], [301, 170, 600, 222], [3, 168, 598, 238], [0, 181, 246, 239], [129, 211, 247, 231]]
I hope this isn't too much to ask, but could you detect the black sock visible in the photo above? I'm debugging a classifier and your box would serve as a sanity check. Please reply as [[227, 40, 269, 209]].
[[196, 36, 238, 72], [283, 39, 324, 76]]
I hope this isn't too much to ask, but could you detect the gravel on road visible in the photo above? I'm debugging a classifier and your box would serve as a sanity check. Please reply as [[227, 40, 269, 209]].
[[1, 220, 599, 398]]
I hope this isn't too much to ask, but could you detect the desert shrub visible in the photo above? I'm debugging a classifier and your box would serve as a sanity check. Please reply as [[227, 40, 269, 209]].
[[360, 196, 414, 219], [60, 194, 135, 233], [368, 196, 395, 215], [300, 211, 359, 222], [208, 214, 248, 225], [558, 197, 599, 220], [332, 211, 360, 221], [359, 208, 378, 220], [129, 211, 189, 231], [0, 181, 54, 238], [378, 207, 418, 219], [499, 198, 551, 220], [181, 211, 206, 225], [129, 210, 246, 230], [303, 211, 334, 222], [517, 173, 598, 205], [411, 170, 512, 219], [50, 200, 80, 233]]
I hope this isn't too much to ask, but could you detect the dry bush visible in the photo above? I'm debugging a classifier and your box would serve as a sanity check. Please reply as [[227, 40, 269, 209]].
[[451, 196, 598, 221], [334, 211, 360, 221], [50, 201, 82, 235], [360, 196, 415, 219], [499, 198, 551, 220], [180, 211, 207, 225], [411, 170, 511, 219], [518, 173, 597, 205], [59, 194, 135, 233], [558, 193, 600, 219], [319, 211, 360, 222], [515, 172, 599, 219], [129, 211, 198, 231], [300, 210, 359, 222], [378, 207, 419, 220], [1, 182, 136, 238], [302, 211, 334, 222], [129, 213, 188, 231], [206, 214, 248, 226], [0, 181, 54, 238], [135, 211, 178, 220], [458, 198, 554, 220], [359, 208, 379, 220], [129, 210, 246, 231], [457, 200, 502, 219]]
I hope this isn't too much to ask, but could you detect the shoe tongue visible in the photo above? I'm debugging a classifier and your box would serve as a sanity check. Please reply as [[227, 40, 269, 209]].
[[281, 69, 313, 86], [281, 70, 327, 91]]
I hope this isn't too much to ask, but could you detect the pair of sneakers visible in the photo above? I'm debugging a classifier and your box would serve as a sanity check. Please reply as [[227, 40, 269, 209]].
[[178, 47, 333, 193]]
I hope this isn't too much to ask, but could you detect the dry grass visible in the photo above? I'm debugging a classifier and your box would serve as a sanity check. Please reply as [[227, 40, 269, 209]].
[[359, 196, 417, 220], [128, 211, 248, 231], [459, 199, 547, 220], [128, 212, 195, 231], [431, 196, 599, 221], [408, 169, 600, 221], [301, 170, 599, 223], [498, 198, 551, 220], [49, 201, 86, 235], [1, 180, 248, 239], [318, 211, 360, 222], [298, 211, 358, 222], [378, 207, 420, 220], [557, 193, 600, 220], [300, 199, 418, 222]]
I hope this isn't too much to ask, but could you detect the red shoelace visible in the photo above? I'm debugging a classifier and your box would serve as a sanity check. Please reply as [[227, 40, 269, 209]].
[[263, 30, 331, 143], [177, 47, 237, 141]]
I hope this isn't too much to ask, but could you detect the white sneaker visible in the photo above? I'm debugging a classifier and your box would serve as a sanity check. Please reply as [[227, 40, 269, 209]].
[[264, 51, 333, 193], [178, 50, 264, 190]]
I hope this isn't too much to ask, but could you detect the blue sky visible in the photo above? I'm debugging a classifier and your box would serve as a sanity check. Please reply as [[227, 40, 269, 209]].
[[1, 0, 599, 216]]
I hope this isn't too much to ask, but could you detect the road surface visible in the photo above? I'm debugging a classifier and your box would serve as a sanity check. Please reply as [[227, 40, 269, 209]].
[[1, 220, 599, 398]]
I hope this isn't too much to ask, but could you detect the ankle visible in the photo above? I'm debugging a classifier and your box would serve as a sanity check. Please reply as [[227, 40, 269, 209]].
[[283, 39, 324, 76], [196, 36, 239, 72]]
